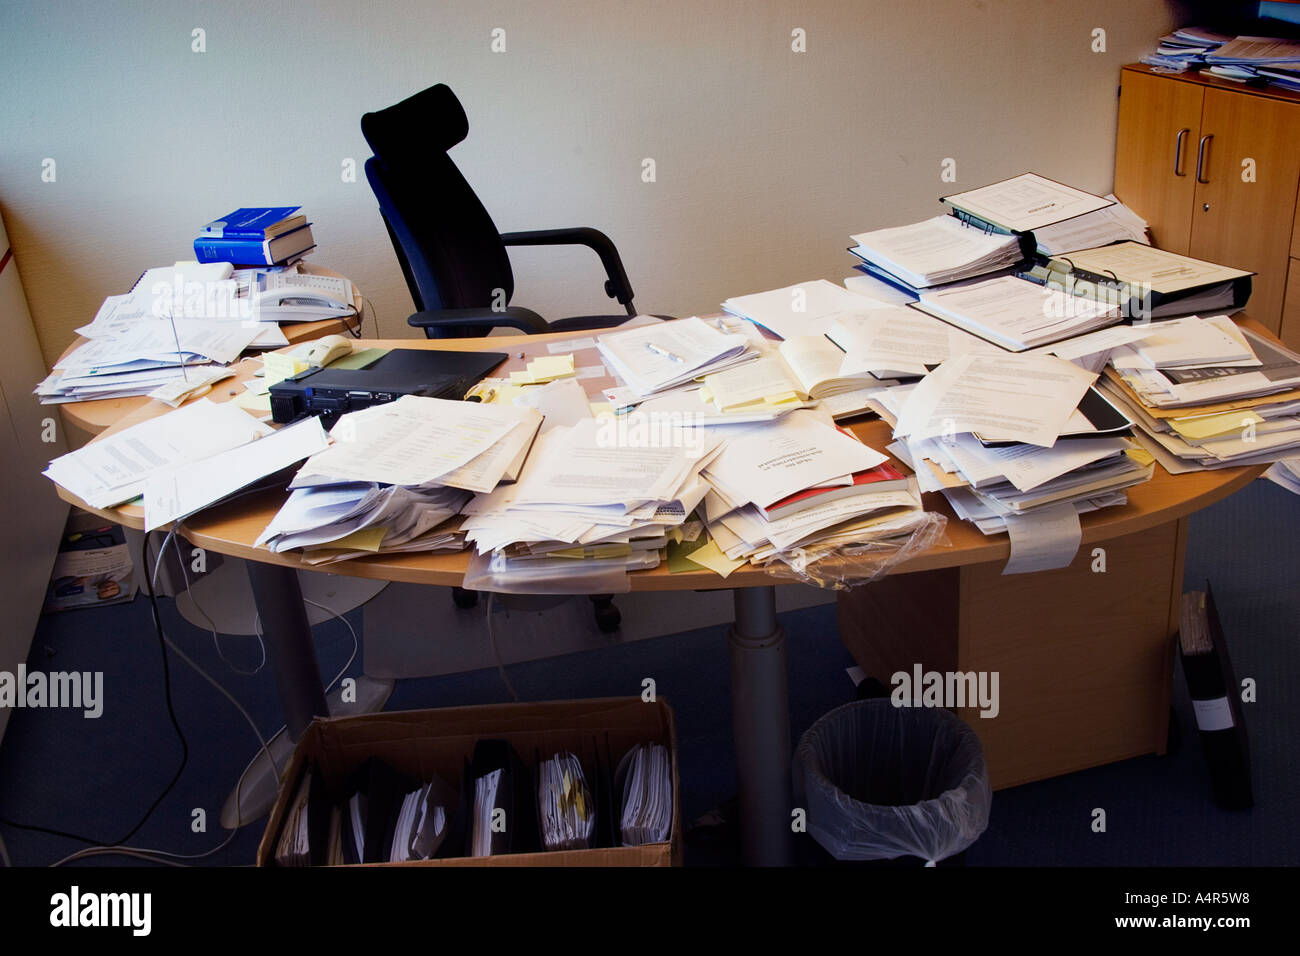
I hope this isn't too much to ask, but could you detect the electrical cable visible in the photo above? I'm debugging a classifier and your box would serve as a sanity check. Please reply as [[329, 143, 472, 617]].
[[485, 592, 519, 702], [50, 592, 363, 867], [361, 295, 379, 338], [170, 529, 266, 676], [0, 533, 189, 849]]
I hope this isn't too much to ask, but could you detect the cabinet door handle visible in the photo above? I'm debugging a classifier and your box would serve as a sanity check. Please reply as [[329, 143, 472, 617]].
[[1195, 134, 1214, 184], [1174, 128, 1190, 176]]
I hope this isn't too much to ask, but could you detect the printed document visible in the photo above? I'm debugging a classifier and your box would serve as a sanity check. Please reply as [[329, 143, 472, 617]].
[[893, 353, 1097, 448]]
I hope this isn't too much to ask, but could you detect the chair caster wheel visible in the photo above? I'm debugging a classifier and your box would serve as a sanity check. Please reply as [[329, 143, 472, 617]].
[[452, 586, 479, 609], [591, 598, 621, 633]]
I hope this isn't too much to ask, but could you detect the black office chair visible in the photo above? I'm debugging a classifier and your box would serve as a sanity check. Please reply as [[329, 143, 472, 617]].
[[361, 83, 638, 632], [360, 82, 643, 340]]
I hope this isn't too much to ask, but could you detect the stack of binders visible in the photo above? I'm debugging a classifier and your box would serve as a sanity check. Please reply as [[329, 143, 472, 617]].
[[270, 732, 674, 864]]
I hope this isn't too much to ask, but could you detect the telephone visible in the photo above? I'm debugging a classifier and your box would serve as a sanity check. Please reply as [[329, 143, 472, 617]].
[[252, 285, 355, 322]]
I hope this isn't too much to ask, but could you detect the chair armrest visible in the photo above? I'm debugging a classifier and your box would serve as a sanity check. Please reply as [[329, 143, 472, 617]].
[[407, 306, 550, 338], [500, 228, 637, 315]]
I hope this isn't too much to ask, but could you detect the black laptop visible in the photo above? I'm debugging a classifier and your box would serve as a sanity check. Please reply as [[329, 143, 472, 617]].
[[269, 348, 507, 424]]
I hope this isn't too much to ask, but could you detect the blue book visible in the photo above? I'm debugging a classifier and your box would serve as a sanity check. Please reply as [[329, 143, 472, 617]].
[[200, 206, 304, 240], [193, 223, 315, 265]]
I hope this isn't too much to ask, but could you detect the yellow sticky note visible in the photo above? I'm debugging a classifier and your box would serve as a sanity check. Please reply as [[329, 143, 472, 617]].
[[1125, 447, 1155, 466], [764, 391, 803, 408], [683, 539, 745, 578], [263, 352, 311, 386], [313, 526, 387, 552], [510, 370, 537, 385], [493, 384, 528, 404], [1169, 410, 1264, 440], [232, 390, 272, 414], [589, 401, 616, 418], [527, 354, 576, 383]]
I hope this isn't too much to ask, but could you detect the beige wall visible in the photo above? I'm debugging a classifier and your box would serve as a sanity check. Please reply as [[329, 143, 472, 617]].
[[1, 0, 1179, 366]]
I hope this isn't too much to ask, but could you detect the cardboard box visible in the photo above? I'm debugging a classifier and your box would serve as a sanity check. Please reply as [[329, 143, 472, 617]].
[[258, 697, 681, 867]]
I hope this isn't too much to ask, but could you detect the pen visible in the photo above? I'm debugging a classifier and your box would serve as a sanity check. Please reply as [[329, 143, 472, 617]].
[[645, 342, 684, 363]]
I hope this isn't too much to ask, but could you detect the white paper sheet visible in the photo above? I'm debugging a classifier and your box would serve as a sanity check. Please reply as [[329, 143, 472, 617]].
[[1002, 502, 1083, 574], [893, 352, 1096, 448], [702, 409, 889, 508], [143, 417, 330, 531]]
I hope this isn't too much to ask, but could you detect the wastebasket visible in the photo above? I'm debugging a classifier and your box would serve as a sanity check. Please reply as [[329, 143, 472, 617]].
[[793, 699, 991, 865]]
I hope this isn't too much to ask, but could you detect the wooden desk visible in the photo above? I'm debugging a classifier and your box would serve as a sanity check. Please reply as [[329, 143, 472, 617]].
[[55, 264, 364, 435], [49, 322, 1266, 864]]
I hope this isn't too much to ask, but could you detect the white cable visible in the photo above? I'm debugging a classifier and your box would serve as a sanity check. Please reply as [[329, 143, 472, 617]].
[[170, 527, 266, 676], [485, 593, 519, 702], [57, 541, 366, 867], [304, 598, 360, 692], [43, 537, 280, 867]]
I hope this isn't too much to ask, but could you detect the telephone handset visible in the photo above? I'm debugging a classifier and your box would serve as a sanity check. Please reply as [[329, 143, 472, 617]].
[[252, 285, 354, 321]]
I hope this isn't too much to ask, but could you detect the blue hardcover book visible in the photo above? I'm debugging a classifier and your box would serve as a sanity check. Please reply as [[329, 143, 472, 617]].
[[200, 206, 304, 240], [193, 223, 315, 265]]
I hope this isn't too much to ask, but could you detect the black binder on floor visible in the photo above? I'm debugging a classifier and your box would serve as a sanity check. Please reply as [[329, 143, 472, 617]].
[[1179, 583, 1253, 810]]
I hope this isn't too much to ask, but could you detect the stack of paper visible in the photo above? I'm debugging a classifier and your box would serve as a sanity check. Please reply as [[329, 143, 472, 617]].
[[470, 768, 503, 857], [616, 743, 673, 847], [1141, 26, 1228, 71], [1031, 195, 1149, 256], [462, 416, 719, 586], [721, 279, 888, 340], [1264, 458, 1300, 495], [596, 316, 756, 397], [44, 398, 273, 509], [882, 353, 1153, 543], [257, 482, 469, 561], [257, 395, 542, 558], [388, 778, 454, 862], [537, 753, 595, 852], [273, 769, 314, 867], [36, 262, 286, 404], [698, 410, 929, 569], [1098, 319, 1300, 473], [849, 215, 1025, 290]]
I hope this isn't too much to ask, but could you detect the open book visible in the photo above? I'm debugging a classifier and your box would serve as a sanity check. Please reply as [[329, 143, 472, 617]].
[[700, 336, 875, 412]]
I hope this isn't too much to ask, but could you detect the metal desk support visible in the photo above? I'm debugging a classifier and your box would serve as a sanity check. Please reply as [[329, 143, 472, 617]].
[[728, 585, 793, 866]]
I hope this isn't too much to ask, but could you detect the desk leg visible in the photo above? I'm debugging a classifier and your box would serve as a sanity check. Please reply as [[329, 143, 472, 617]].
[[246, 562, 328, 739], [728, 586, 793, 867]]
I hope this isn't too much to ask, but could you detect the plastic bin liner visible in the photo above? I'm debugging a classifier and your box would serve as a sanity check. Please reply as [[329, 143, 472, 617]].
[[793, 699, 991, 864]]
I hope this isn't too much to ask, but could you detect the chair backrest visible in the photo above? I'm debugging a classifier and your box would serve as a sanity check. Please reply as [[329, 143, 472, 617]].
[[361, 84, 515, 318]]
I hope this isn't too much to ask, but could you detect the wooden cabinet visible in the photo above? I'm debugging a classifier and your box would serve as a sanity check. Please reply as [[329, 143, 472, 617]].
[[1284, 259, 1300, 351], [1115, 65, 1300, 336], [1115, 69, 1204, 253]]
